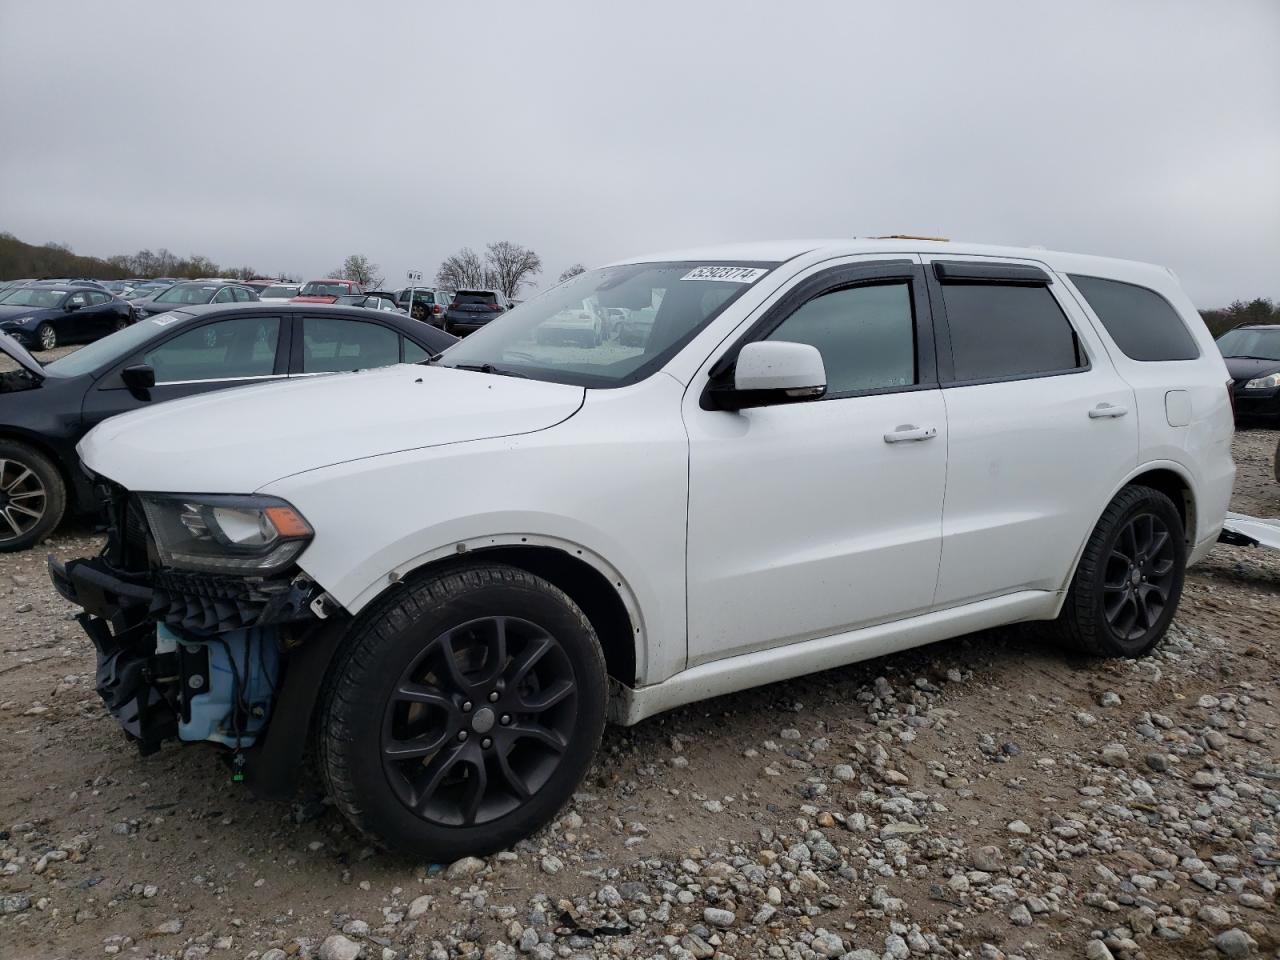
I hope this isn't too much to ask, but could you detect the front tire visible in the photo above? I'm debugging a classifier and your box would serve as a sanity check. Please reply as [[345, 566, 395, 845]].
[[1053, 485, 1186, 657], [35, 323, 57, 351], [0, 441, 66, 552], [318, 563, 607, 860]]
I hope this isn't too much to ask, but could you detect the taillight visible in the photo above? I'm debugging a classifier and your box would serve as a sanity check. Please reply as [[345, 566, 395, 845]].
[[433, 303, 443, 316], [490, 303, 503, 311]]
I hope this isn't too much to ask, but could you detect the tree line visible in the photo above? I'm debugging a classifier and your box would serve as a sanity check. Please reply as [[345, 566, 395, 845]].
[[9, 229, 1272, 326]]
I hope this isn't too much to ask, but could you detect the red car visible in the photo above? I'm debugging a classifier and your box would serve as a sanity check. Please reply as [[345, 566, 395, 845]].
[[291, 279, 364, 304]]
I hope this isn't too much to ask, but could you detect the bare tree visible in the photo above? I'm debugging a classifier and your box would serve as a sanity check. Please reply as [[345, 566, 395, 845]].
[[558, 263, 586, 283], [486, 241, 542, 298], [332, 254, 384, 289], [435, 247, 492, 292]]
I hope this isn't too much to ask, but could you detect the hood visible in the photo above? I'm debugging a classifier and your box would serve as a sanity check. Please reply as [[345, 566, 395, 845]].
[[0, 304, 55, 325], [78, 363, 585, 493], [0, 331, 44, 379], [1223, 355, 1280, 382]]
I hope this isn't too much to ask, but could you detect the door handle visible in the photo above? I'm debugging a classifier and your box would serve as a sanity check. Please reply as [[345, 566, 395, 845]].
[[1089, 403, 1128, 419], [883, 425, 937, 444]]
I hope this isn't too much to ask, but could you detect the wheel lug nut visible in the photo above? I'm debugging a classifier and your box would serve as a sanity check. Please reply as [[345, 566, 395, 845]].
[[500, 714, 511, 725], [457, 731, 468, 742], [462, 701, 472, 712], [488, 691, 500, 703], [481, 737, 492, 749]]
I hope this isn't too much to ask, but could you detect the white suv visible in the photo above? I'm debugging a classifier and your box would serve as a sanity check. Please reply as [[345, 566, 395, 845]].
[[52, 240, 1235, 859]]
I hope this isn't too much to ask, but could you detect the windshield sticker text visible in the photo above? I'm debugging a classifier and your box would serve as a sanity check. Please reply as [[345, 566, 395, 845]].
[[681, 266, 768, 284]]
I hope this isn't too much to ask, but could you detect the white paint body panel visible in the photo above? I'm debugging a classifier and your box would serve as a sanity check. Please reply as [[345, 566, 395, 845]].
[[75, 239, 1238, 723]]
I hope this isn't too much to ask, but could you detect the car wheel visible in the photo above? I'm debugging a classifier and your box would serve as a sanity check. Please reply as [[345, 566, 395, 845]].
[[1052, 485, 1186, 657], [318, 563, 607, 860], [114, 317, 129, 332], [36, 323, 57, 351], [0, 441, 66, 553]]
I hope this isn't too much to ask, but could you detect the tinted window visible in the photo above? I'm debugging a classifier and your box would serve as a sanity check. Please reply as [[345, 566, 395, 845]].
[[302, 317, 400, 373], [88, 291, 111, 306], [143, 316, 280, 383], [766, 282, 916, 394], [1069, 275, 1199, 362], [402, 338, 430, 363], [941, 283, 1082, 382]]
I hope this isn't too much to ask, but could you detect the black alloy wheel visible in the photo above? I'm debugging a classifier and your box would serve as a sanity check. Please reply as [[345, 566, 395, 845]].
[[319, 564, 607, 859], [381, 616, 578, 827], [1101, 512, 1176, 641], [0, 441, 66, 552], [1053, 484, 1186, 657]]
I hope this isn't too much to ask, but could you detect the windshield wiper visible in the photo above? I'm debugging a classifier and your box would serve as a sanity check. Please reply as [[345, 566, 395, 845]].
[[1226, 354, 1280, 362], [448, 362, 530, 379]]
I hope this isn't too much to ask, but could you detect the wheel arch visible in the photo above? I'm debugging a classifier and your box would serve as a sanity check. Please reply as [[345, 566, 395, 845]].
[[341, 536, 645, 689], [1051, 459, 1197, 617]]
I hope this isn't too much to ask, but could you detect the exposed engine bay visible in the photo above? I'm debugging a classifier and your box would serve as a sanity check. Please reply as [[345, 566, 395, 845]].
[[48, 481, 333, 780]]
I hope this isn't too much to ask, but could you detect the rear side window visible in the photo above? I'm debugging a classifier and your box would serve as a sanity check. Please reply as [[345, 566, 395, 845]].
[[940, 283, 1083, 382], [1068, 275, 1199, 361]]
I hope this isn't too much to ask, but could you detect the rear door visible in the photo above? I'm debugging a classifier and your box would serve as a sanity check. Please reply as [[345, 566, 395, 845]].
[[81, 313, 290, 430], [922, 257, 1138, 606], [291, 313, 403, 374]]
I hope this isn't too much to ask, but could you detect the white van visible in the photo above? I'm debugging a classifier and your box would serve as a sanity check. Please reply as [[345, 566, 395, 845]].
[[51, 239, 1235, 859]]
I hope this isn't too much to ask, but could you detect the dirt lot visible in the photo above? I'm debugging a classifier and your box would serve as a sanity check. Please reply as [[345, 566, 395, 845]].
[[0, 427, 1276, 960]]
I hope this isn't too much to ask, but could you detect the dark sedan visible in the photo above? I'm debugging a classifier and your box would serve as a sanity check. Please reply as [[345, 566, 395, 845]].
[[0, 302, 456, 551], [1218, 324, 1280, 422], [131, 281, 260, 320], [442, 288, 511, 336], [0, 281, 134, 351]]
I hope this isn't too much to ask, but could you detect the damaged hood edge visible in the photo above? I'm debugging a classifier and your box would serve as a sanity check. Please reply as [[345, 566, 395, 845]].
[[0, 331, 44, 380]]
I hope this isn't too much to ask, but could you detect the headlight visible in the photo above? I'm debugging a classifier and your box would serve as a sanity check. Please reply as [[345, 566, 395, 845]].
[[1, 317, 31, 327], [139, 494, 313, 575], [1244, 372, 1280, 389]]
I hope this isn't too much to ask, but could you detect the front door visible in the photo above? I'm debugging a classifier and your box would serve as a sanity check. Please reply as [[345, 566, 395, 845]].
[[683, 259, 948, 666], [921, 257, 1139, 606]]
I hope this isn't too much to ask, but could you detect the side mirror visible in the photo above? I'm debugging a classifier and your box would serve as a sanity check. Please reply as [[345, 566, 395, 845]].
[[703, 341, 826, 411], [121, 364, 156, 391]]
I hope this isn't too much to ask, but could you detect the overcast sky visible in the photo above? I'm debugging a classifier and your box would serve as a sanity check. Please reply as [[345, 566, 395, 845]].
[[1, 0, 1277, 306]]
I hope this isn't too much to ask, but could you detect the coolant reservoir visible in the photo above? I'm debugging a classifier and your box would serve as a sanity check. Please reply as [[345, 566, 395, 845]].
[[164, 624, 280, 748]]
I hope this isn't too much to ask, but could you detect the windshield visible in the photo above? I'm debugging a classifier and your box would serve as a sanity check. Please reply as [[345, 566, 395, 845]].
[[260, 285, 299, 298], [44, 313, 179, 377], [1217, 328, 1280, 361], [439, 261, 777, 387], [156, 283, 218, 305], [300, 281, 349, 297], [0, 287, 68, 308]]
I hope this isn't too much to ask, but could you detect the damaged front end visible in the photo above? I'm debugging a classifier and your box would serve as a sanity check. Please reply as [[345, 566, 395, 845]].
[[49, 482, 345, 792]]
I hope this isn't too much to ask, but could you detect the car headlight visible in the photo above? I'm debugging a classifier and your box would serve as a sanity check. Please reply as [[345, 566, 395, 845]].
[[139, 494, 313, 575], [1244, 372, 1280, 389], [1, 317, 31, 327]]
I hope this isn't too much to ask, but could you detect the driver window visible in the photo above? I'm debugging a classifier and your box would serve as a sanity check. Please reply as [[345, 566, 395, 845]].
[[766, 282, 916, 395], [143, 316, 280, 383], [68, 292, 89, 308]]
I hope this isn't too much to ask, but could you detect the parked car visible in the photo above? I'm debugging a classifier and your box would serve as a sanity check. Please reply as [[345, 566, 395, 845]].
[[293, 279, 363, 304], [124, 281, 175, 301], [0, 281, 134, 350], [131, 281, 260, 319], [257, 283, 302, 302], [535, 305, 604, 345], [336, 292, 404, 313], [48, 240, 1234, 860], [442, 288, 510, 335], [397, 288, 452, 324], [0, 303, 455, 552], [1216, 324, 1280, 422]]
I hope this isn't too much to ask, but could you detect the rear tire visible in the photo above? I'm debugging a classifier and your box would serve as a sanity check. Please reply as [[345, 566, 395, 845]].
[[1053, 485, 1186, 657], [318, 563, 607, 860], [0, 441, 66, 552]]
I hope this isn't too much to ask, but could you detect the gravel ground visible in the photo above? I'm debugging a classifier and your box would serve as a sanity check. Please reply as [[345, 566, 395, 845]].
[[0, 421, 1276, 960]]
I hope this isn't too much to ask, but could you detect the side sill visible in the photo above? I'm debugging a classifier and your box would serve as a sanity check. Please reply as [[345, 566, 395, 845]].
[[608, 590, 1056, 725]]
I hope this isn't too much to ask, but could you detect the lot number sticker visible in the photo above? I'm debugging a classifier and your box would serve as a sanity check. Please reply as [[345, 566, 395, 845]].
[[681, 266, 768, 284]]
